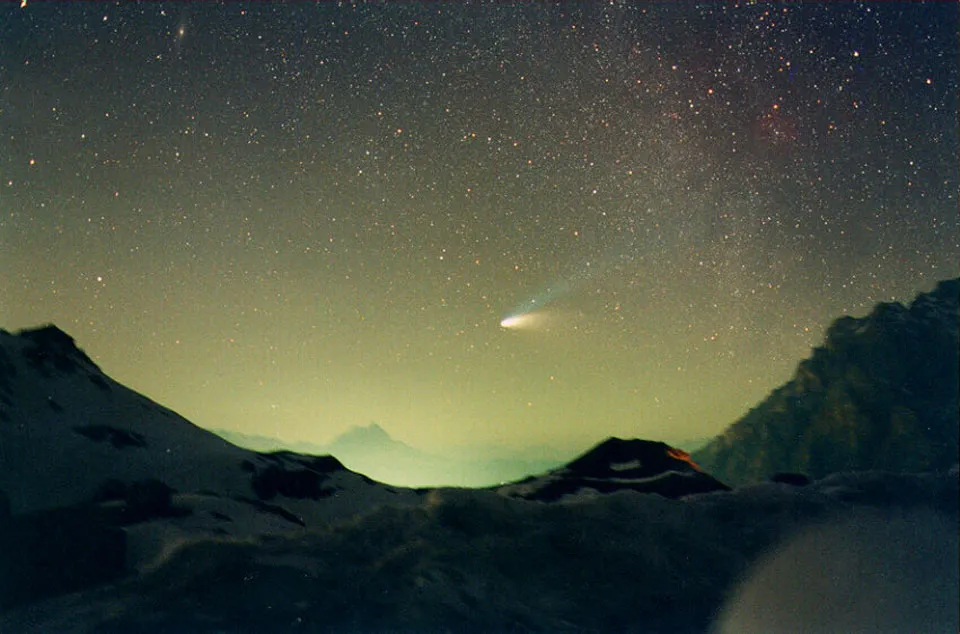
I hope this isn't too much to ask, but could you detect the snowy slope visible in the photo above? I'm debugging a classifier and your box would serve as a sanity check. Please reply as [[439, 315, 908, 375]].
[[0, 326, 424, 570], [0, 325, 254, 514]]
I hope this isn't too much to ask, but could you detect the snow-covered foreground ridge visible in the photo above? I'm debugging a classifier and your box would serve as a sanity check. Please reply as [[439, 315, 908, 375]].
[[4, 469, 957, 633]]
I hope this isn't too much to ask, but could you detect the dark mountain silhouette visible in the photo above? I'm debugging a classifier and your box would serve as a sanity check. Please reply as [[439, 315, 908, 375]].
[[694, 278, 959, 486], [497, 437, 729, 501]]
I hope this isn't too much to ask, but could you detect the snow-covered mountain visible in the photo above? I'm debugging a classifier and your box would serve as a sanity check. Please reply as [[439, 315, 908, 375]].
[[0, 325, 425, 589], [497, 437, 729, 501], [0, 324, 422, 509], [2, 325, 249, 514]]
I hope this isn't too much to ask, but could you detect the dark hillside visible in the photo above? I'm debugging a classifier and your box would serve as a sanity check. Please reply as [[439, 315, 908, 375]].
[[694, 279, 959, 486]]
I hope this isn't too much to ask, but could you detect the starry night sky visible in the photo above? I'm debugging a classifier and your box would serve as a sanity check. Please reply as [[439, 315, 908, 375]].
[[2, 2, 957, 454]]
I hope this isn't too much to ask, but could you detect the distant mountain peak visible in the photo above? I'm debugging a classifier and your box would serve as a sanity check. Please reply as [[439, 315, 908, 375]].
[[332, 422, 397, 447], [358, 422, 390, 437]]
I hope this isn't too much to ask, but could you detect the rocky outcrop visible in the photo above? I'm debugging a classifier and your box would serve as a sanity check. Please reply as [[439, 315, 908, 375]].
[[498, 437, 729, 502]]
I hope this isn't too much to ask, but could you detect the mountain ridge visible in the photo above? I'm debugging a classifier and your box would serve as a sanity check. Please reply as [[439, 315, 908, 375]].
[[214, 423, 571, 488], [0, 322, 426, 523], [693, 278, 959, 486]]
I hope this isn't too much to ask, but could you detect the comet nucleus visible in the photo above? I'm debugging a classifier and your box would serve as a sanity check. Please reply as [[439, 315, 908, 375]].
[[500, 315, 526, 329]]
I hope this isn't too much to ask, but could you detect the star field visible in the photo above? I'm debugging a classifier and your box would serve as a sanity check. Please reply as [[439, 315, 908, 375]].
[[2, 2, 957, 453]]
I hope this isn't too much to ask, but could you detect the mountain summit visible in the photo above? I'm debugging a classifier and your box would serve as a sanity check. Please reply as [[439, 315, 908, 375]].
[[328, 422, 407, 454], [498, 437, 729, 501], [694, 278, 959, 486]]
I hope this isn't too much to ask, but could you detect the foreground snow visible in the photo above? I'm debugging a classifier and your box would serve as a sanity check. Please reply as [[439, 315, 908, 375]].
[[4, 468, 956, 633]]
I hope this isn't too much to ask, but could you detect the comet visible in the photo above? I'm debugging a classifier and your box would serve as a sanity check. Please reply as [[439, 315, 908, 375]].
[[500, 314, 527, 329], [499, 312, 541, 330], [500, 281, 570, 331], [500, 253, 627, 331]]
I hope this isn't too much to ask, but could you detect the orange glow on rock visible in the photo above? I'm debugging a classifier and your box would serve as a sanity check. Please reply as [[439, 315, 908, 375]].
[[667, 447, 702, 472]]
